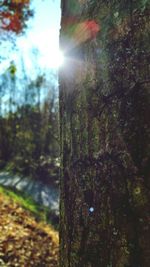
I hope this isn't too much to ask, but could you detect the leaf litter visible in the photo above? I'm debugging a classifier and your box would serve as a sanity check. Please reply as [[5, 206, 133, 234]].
[[0, 192, 58, 267]]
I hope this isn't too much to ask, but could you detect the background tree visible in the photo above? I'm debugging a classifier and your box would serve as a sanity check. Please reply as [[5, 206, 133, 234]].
[[0, 0, 32, 34], [0, 0, 60, 186], [0, 56, 59, 184], [0, 0, 33, 65], [59, 0, 150, 266]]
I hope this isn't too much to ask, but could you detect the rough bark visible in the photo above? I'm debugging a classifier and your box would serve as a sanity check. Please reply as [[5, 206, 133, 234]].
[[59, 1, 150, 266]]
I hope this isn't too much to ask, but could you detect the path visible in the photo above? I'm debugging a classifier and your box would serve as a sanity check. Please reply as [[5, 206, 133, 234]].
[[0, 172, 59, 214]]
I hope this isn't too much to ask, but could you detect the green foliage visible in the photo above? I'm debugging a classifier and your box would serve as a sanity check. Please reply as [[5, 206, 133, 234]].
[[0, 103, 59, 183], [0, 67, 59, 185], [8, 62, 17, 77]]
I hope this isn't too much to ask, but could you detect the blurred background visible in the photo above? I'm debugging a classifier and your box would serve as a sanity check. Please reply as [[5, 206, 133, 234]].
[[0, 0, 62, 227]]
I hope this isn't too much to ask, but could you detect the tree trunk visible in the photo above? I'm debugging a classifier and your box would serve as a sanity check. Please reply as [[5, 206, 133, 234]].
[[59, 1, 150, 266]]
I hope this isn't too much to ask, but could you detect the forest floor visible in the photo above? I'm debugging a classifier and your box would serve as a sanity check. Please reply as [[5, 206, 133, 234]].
[[0, 187, 58, 267], [0, 171, 59, 212]]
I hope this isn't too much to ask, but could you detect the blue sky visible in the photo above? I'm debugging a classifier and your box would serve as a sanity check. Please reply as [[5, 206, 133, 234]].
[[0, 0, 61, 113], [0, 0, 62, 75]]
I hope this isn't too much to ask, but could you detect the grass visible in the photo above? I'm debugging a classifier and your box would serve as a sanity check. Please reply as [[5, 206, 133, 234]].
[[0, 186, 59, 266], [0, 185, 59, 229]]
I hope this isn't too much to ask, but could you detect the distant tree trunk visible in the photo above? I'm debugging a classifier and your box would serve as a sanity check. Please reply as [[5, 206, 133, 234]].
[[59, 1, 150, 266]]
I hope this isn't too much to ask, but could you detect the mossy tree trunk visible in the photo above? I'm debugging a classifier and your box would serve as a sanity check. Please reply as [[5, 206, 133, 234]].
[[59, 1, 150, 266]]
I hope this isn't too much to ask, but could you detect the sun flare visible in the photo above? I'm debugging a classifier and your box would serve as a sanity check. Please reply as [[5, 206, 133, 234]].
[[47, 49, 64, 68], [17, 30, 65, 70], [35, 47, 65, 69]]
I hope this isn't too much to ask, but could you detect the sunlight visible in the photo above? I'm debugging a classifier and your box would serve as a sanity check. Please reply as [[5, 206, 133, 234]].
[[17, 29, 64, 70], [39, 49, 65, 69], [55, 50, 65, 67]]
